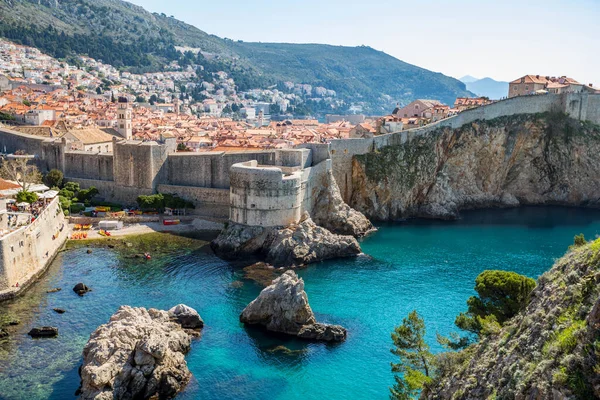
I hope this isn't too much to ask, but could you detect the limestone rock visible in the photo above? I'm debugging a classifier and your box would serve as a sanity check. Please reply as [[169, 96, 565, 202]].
[[351, 114, 600, 220], [168, 304, 204, 329], [264, 216, 361, 267], [78, 305, 201, 400], [73, 283, 91, 296], [311, 169, 375, 237], [212, 216, 361, 267], [240, 271, 346, 342], [28, 326, 58, 338], [210, 223, 268, 260], [0, 328, 9, 338], [297, 323, 347, 341]]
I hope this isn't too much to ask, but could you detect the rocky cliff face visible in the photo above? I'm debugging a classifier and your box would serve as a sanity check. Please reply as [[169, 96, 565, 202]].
[[311, 169, 375, 237], [78, 305, 202, 400], [240, 270, 347, 341], [423, 239, 600, 399], [351, 113, 600, 220]]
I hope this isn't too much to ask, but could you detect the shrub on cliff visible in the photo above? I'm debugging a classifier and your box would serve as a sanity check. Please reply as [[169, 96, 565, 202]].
[[455, 270, 535, 336]]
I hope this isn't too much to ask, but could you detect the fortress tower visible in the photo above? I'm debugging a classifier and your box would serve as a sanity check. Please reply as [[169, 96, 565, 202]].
[[117, 97, 133, 140]]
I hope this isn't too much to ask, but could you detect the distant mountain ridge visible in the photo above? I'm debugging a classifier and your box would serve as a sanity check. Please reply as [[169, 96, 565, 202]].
[[0, 0, 475, 111], [459, 75, 509, 99]]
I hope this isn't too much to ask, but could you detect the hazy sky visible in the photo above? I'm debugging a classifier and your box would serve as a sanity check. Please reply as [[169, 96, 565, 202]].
[[128, 0, 599, 85]]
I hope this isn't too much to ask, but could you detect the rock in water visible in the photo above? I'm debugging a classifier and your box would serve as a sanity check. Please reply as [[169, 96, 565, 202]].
[[240, 271, 347, 341], [264, 216, 361, 267], [28, 327, 58, 338], [73, 283, 90, 296], [212, 215, 361, 267], [53, 308, 66, 314], [78, 305, 202, 400], [168, 304, 204, 329]]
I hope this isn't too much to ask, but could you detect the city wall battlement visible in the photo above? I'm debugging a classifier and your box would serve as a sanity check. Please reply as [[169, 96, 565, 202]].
[[0, 93, 598, 216]]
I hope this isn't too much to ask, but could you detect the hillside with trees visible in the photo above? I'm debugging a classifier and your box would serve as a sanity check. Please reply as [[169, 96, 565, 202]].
[[0, 0, 474, 111]]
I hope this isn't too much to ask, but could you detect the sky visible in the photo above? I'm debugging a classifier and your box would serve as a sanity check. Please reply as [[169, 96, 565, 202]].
[[128, 0, 600, 85]]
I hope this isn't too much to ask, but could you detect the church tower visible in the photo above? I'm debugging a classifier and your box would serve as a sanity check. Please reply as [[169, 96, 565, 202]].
[[117, 97, 132, 140]]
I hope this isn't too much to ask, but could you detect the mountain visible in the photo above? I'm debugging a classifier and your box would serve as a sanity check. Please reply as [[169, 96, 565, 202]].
[[0, 0, 474, 112], [458, 75, 479, 83], [464, 77, 509, 100]]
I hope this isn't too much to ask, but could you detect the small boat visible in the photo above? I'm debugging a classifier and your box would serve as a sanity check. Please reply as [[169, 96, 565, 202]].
[[144, 252, 152, 260], [163, 219, 180, 226]]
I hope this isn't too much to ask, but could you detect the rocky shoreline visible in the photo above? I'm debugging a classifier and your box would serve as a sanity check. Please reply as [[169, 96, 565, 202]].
[[211, 214, 362, 268]]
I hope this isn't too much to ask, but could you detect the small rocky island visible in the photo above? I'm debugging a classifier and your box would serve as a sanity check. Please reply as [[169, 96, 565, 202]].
[[240, 270, 347, 341], [78, 304, 203, 400]]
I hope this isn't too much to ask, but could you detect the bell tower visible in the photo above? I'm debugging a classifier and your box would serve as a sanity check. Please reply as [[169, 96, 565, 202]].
[[117, 97, 132, 140]]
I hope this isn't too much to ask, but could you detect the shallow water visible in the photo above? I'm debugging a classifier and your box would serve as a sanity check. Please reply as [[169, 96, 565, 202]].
[[1, 207, 600, 400]]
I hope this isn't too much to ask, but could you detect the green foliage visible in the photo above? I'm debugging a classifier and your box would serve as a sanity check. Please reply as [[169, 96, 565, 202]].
[[0, 111, 15, 121], [16, 190, 38, 204], [390, 311, 434, 399], [136, 194, 164, 211], [136, 193, 194, 211], [63, 182, 80, 193], [455, 270, 536, 336], [58, 195, 71, 212], [571, 233, 587, 248], [77, 187, 98, 202], [58, 188, 74, 200], [43, 169, 63, 188]]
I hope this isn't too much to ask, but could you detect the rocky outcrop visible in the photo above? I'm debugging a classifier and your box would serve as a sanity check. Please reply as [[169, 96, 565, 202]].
[[212, 214, 361, 267], [352, 113, 600, 220], [264, 216, 361, 267], [423, 238, 600, 399], [240, 270, 347, 341], [28, 327, 58, 338], [73, 283, 91, 296], [168, 304, 203, 329], [79, 305, 202, 400], [311, 169, 375, 236]]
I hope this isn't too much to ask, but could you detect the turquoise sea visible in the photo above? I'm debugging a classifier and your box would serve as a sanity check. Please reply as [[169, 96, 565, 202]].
[[1, 206, 600, 400]]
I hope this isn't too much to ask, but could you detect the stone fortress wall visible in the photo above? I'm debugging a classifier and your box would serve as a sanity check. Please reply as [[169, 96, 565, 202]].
[[0, 197, 69, 299], [0, 93, 597, 218]]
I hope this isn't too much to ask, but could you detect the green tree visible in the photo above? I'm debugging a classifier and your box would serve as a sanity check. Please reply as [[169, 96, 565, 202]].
[[390, 311, 434, 399], [63, 182, 80, 193], [77, 187, 98, 202], [455, 270, 536, 336], [136, 194, 164, 211], [43, 169, 63, 188], [16, 190, 38, 204], [571, 233, 587, 248]]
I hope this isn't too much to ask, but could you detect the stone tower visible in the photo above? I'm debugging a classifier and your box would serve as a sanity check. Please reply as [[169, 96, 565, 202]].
[[117, 97, 132, 140]]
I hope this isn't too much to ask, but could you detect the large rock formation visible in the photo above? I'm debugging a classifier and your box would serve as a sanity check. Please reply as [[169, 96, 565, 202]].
[[78, 305, 202, 400], [311, 169, 375, 236], [240, 270, 347, 341], [423, 238, 600, 399], [351, 113, 600, 220], [211, 214, 361, 267]]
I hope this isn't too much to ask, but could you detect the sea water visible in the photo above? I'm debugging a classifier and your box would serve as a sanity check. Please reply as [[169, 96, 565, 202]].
[[1, 206, 600, 400]]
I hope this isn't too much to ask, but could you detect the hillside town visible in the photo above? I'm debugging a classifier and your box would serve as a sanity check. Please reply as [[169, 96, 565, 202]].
[[1, 37, 599, 153]]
